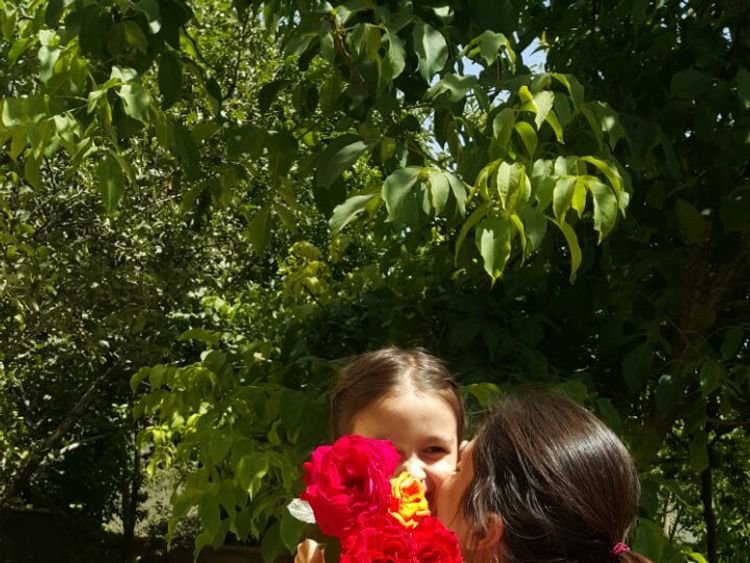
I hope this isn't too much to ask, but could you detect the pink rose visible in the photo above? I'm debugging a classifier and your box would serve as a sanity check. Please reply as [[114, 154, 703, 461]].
[[341, 512, 416, 563], [412, 515, 463, 563], [301, 435, 401, 538]]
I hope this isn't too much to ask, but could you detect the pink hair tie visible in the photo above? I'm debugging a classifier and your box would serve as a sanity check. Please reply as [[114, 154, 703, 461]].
[[608, 542, 631, 559]]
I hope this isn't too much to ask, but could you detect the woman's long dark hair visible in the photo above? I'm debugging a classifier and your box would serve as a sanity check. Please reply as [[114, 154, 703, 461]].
[[465, 391, 652, 563]]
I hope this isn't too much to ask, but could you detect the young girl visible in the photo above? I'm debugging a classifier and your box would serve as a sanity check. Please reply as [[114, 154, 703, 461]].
[[436, 391, 654, 563], [330, 346, 465, 507], [295, 346, 466, 563]]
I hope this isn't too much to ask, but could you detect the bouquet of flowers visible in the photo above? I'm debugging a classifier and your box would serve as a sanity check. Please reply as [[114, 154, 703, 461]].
[[288, 435, 463, 563]]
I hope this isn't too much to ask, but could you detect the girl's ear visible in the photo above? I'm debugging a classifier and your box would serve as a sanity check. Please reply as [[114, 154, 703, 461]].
[[458, 440, 469, 457], [476, 513, 504, 552]]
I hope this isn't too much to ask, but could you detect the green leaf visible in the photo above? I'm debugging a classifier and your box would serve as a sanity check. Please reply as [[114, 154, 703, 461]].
[[509, 213, 526, 256], [236, 453, 269, 499], [260, 521, 284, 563], [670, 69, 713, 99], [384, 28, 406, 81], [38, 45, 61, 83], [193, 532, 212, 561], [632, 518, 667, 561], [2, 98, 24, 127], [349, 23, 380, 60], [674, 199, 706, 244], [475, 213, 511, 281], [172, 123, 200, 179], [159, 51, 182, 110], [720, 326, 744, 360], [455, 203, 491, 263], [258, 80, 287, 113], [466, 382, 502, 408], [179, 327, 220, 345], [117, 83, 151, 122], [23, 153, 42, 190], [133, 0, 162, 33], [689, 430, 709, 473], [522, 207, 547, 251], [190, 121, 220, 144], [654, 375, 678, 414], [198, 494, 221, 541], [279, 509, 307, 554], [552, 176, 576, 220], [544, 110, 564, 143], [496, 161, 520, 210], [266, 130, 298, 181], [209, 431, 234, 464], [245, 207, 271, 254], [122, 20, 148, 54], [226, 124, 265, 159], [476, 30, 509, 66], [412, 23, 447, 82], [595, 398, 623, 434], [579, 156, 623, 195], [532, 91, 554, 129], [570, 177, 586, 217], [556, 220, 582, 283], [491, 108, 515, 155], [330, 193, 377, 232], [587, 178, 617, 241], [427, 74, 478, 102], [699, 360, 721, 397], [279, 389, 304, 433], [96, 153, 124, 212], [445, 172, 467, 215], [514, 121, 537, 158], [315, 134, 369, 188], [737, 68, 750, 109], [622, 342, 652, 392], [45, 0, 65, 28], [473, 0, 518, 35], [382, 166, 421, 225], [428, 171, 449, 214], [551, 73, 584, 108]]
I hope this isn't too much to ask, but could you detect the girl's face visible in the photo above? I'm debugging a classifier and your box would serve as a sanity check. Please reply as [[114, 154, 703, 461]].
[[435, 439, 475, 549], [350, 389, 459, 508]]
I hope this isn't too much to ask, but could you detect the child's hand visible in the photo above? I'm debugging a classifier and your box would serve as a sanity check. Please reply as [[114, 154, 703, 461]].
[[294, 538, 325, 563]]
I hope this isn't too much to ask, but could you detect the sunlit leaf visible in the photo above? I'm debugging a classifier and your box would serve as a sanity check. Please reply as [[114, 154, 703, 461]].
[[412, 23, 447, 82], [475, 213, 511, 281], [96, 153, 124, 212]]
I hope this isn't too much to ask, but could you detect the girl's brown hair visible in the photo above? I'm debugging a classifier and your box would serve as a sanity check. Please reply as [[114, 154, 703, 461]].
[[466, 391, 652, 563], [330, 347, 464, 442]]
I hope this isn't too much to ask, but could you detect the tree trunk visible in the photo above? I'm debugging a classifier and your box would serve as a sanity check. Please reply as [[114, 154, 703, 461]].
[[700, 461, 717, 563], [122, 432, 142, 562]]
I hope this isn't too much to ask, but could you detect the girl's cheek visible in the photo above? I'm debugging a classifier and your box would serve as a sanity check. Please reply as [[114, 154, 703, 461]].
[[426, 460, 455, 489]]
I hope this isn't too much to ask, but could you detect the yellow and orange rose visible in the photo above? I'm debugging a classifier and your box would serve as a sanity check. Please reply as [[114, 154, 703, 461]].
[[389, 471, 431, 528]]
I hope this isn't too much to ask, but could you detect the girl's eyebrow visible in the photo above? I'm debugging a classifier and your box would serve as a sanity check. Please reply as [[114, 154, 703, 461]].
[[424, 435, 453, 444]]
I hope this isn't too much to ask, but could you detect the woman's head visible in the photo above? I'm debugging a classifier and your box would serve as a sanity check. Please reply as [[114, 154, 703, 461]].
[[437, 391, 650, 563], [330, 347, 465, 506]]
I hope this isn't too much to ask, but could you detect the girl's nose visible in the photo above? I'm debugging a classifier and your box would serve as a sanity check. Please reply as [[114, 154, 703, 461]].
[[400, 457, 427, 481]]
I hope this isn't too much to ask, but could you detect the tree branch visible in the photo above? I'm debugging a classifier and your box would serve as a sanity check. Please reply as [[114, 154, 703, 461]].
[[0, 368, 116, 507]]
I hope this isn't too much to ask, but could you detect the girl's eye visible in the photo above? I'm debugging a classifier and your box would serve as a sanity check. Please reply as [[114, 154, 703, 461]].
[[424, 446, 448, 455]]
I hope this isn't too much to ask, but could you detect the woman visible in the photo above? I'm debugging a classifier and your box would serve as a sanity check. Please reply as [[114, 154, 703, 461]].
[[436, 391, 653, 563]]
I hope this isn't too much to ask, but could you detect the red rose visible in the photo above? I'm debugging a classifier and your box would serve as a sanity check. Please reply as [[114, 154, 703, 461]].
[[341, 512, 416, 563], [301, 435, 401, 538], [412, 516, 463, 563]]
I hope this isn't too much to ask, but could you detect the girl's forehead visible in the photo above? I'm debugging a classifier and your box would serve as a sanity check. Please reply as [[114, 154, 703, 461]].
[[352, 390, 460, 439], [375, 388, 457, 413]]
